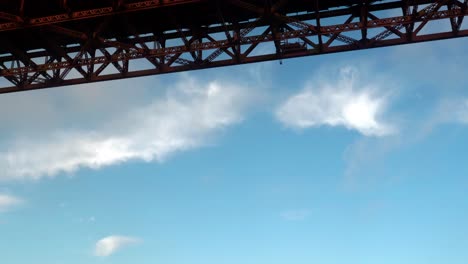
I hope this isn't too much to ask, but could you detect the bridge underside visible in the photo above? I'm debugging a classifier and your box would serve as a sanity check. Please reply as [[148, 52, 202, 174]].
[[0, 0, 467, 93]]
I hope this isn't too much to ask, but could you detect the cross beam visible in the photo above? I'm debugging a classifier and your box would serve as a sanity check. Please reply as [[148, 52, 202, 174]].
[[0, 0, 467, 93]]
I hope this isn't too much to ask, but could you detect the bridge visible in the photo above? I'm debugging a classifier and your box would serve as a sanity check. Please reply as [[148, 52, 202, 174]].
[[0, 0, 466, 93]]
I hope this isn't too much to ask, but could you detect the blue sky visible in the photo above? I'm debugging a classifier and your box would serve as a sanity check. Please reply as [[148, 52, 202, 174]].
[[1, 35, 468, 263]]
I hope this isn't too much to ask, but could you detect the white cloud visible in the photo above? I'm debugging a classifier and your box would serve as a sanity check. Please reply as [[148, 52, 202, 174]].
[[94, 235, 141, 257], [0, 194, 23, 212], [280, 209, 310, 221], [456, 100, 468, 124], [0, 77, 154, 137], [437, 98, 468, 124], [418, 98, 468, 138], [0, 77, 253, 181], [78, 216, 96, 223], [275, 67, 395, 137]]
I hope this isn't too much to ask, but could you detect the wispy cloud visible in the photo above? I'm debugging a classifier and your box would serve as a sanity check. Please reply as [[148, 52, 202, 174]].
[[415, 98, 468, 139], [94, 235, 141, 257], [435, 98, 468, 125], [0, 194, 23, 212], [78, 216, 96, 223], [280, 209, 311, 221], [456, 100, 468, 124], [275, 66, 395, 137], [343, 135, 402, 190], [0, 76, 254, 181], [456, 99, 468, 124]]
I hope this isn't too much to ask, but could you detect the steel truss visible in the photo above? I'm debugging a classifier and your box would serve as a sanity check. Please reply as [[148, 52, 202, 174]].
[[0, 0, 467, 93]]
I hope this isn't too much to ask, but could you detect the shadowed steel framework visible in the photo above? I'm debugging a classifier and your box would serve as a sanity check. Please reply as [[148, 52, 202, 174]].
[[0, 0, 467, 93]]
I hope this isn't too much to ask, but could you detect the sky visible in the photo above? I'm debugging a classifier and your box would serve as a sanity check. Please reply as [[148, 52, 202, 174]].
[[1, 24, 468, 264]]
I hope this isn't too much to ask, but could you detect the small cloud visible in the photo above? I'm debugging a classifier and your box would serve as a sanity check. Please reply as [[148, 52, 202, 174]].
[[275, 66, 395, 137], [458, 100, 468, 124], [0, 194, 23, 212], [419, 98, 468, 138], [280, 209, 311, 221], [94, 235, 141, 257], [436, 98, 468, 125], [78, 216, 96, 223], [343, 135, 402, 190]]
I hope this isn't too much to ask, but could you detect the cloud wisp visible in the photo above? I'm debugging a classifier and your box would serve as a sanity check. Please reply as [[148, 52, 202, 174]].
[[0, 77, 253, 181], [435, 98, 468, 125], [94, 235, 141, 257], [280, 209, 311, 221], [276, 67, 395, 137], [0, 194, 23, 212]]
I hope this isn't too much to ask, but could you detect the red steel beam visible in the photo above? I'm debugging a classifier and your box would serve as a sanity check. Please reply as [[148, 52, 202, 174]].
[[0, 0, 467, 93], [0, 0, 205, 32]]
